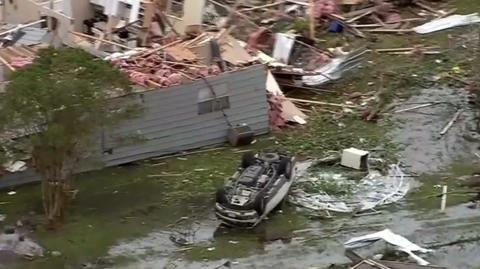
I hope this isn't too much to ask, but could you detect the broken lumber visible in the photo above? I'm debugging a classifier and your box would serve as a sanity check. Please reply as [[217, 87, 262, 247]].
[[374, 46, 439, 53], [71, 31, 133, 50], [346, 9, 374, 23], [162, 60, 208, 68], [363, 28, 414, 33], [309, 0, 316, 39], [440, 109, 463, 136], [394, 103, 437, 113], [240, 1, 286, 12], [141, 39, 184, 57], [0, 55, 15, 71], [287, 97, 359, 108], [414, 0, 440, 15], [0, 19, 46, 37], [208, 0, 260, 28]]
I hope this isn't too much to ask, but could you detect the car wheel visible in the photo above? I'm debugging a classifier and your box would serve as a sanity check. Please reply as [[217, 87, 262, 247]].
[[278, 157, 295, 179], [261, 152, 280, 163], [216, 188, 228, 204], [241, 152, 256, 168], [254, 195, 265, 214]]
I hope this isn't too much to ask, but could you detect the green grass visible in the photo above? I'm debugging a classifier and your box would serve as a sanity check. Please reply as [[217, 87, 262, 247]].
[[4, 1, 480, 268], [406, 161, 480, 211]]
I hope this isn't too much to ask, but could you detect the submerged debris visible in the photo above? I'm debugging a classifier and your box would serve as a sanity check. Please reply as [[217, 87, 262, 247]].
[[0, 231, 43, 260]]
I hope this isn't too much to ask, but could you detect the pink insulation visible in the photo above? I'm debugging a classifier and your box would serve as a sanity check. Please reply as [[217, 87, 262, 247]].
[[10, 56, 34, 68], [267, 93, 287, 131], [110, 54, 221, 89], [314, 0, 337, 19]]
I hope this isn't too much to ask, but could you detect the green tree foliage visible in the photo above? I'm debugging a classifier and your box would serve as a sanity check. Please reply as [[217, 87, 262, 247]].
[[0, 47, 140, 227]]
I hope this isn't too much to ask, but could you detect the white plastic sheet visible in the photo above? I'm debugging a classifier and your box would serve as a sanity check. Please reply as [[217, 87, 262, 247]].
[[273, 33, 295, 64], [344, 229, 433, 265], [289, 164, 409, 213], [413, 13, 480, 34]]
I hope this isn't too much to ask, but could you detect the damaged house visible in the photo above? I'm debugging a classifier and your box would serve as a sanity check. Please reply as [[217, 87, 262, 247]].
[[0, 0, 286, 188]]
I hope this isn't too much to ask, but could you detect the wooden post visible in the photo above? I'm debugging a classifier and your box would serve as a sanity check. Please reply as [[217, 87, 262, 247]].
[[309, 0, 315, 39], [440, 185, 448, 212]]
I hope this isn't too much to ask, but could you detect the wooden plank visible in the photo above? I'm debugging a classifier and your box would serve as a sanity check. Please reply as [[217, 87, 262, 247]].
[[0, 54, 16, 71], [70, 31, 133, 50], [15, 46, 36, 57], [5, 47, 26, 57], [309, 0, 315, 39], [164, 45, 198, 61]]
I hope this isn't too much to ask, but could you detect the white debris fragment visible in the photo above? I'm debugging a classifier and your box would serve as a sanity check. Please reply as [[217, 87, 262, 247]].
[[341, 148, 369, 170], [4, 161, 27, 173], [344, 229, 433, 265], [413, 13, 480, 34]]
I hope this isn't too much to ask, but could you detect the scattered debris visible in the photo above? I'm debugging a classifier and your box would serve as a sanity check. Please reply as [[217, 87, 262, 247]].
[[414, 13, 480, 34], [50, 250, 62, 257], [0, 231, 43, 260], [344, 229, 433, 266], [440, 185, 448, 212], [341, 148, 369, 170], [302, 50, 366, 86], [290, 159, 409, 213], [439, 109, 463, 136], [3, 161, 27, 173]]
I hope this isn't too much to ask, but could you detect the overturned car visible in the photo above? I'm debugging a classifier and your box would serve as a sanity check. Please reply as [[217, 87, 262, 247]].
[[215, 152, 296, 228]]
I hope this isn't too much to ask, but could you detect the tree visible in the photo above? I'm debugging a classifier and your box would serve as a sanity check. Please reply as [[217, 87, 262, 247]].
[[0, 47, 140, 228]]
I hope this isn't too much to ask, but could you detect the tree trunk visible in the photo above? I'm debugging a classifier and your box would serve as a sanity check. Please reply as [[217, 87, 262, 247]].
[[35, 153, 72, 229]]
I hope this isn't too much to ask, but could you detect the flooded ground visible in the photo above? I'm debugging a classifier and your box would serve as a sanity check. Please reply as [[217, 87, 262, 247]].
[[103, 87, 480, 269], [391, 87, 478, 174], [2, 1, 480, 268]]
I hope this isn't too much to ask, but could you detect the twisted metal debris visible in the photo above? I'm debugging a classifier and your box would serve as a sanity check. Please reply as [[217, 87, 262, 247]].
[[289, 162, 409, 213]]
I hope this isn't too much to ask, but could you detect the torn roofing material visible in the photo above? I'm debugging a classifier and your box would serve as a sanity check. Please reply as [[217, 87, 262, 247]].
[[14, 27, 48, 46], [344, 229, 433, 266]]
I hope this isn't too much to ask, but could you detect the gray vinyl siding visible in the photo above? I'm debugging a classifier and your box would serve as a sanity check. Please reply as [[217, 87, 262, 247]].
[[0, 65, 269, 188], [102, 64, 269, 166]]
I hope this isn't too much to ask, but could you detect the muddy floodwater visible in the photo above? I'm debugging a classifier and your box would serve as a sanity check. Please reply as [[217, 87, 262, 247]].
[[104, 87, 480, 269]]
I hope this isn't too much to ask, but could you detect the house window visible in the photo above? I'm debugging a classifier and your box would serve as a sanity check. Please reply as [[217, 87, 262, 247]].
[[198, 84, 230, 115]]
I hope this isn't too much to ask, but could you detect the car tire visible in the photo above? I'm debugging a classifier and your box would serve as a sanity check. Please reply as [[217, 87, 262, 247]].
[[216, 188, 228, 204], [261, 152, 280, 163], [241, 152, 256, 168], [254, 195, 265, 214], [278, 157, 295, 179]]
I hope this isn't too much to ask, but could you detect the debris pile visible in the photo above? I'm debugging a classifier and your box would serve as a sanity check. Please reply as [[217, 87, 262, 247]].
[[109, 51, 221, 88], [0, 228, 43, 260], [267, 93, 288, 131], [289, 154, 410, 214]]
